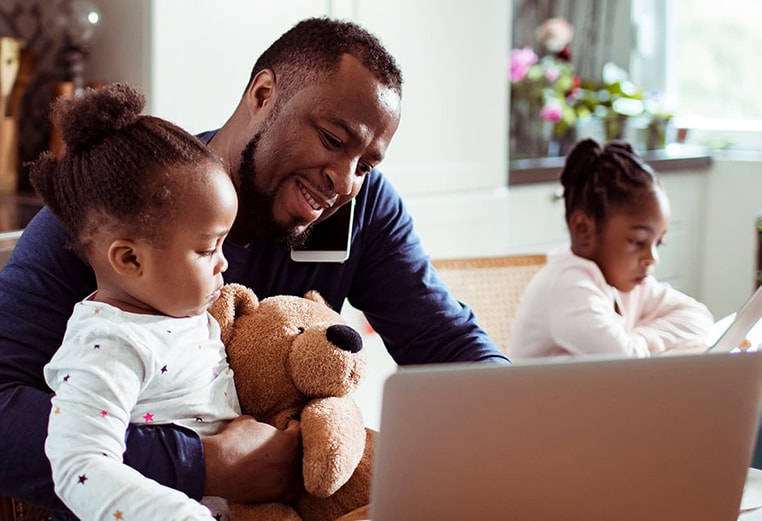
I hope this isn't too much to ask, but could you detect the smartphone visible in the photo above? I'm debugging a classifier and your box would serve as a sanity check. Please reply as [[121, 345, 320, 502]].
[[290, 199, 355, 263]]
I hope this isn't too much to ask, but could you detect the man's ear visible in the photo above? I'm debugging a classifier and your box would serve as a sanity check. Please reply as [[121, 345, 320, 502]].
[[244, 69, 276, 114], [569, 209, 597, 252], [107, 239, 142, 277]]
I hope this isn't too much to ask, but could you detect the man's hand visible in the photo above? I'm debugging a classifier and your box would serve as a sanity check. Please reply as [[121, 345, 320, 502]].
[[202, 415, 302, 502]]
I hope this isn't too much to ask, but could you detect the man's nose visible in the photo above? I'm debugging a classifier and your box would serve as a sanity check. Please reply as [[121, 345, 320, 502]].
[[324, 159, 357, 195]]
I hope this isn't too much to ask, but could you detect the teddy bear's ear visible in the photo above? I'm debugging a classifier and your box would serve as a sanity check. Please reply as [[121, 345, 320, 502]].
[[304, 289, 331, 309], [210, 283, 260, 344], [232, 284, 260, 316]]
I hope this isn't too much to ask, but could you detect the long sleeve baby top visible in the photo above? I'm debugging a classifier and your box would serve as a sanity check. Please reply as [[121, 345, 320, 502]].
[[44, 300, 240, 521]]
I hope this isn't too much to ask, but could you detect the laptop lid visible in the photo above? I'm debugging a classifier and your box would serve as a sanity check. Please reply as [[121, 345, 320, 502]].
[[371, 352, 762, 521], [708, 285, 762, 352]]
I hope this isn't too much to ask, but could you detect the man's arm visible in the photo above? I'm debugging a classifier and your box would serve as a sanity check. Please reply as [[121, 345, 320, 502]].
[[349, 172, 509, 365], [0, 209, 98, 508], [0, 209, 302, 507]]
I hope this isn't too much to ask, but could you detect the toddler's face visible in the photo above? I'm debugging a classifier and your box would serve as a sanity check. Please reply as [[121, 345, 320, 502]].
[[593, 187, 671, 293], [138, 165, 239, 317]]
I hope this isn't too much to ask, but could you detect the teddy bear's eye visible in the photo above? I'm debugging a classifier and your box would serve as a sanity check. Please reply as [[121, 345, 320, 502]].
[[297, 327, 305, 334]]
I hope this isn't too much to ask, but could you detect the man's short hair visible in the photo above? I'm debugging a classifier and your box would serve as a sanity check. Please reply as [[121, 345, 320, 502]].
[[248, 17, 403, 100]]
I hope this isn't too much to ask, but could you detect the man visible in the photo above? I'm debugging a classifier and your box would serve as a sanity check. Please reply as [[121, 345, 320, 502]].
[[0, 17, 507, 516]]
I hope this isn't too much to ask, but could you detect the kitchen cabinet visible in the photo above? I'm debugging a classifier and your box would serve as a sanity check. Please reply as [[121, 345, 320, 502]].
[[504, 182, 568, 255], [654, 170, 707, 297], [699, 158, 762, 317]]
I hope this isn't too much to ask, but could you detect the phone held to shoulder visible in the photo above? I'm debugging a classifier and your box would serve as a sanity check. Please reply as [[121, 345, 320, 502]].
[[290, 199, 355, 263]]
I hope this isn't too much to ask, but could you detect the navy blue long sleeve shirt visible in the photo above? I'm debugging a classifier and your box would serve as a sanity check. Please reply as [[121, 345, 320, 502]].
[[0, 163, 507, 516]]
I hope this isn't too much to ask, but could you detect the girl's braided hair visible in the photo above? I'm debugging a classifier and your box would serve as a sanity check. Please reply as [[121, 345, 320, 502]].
[[560, 138, 660, 225]]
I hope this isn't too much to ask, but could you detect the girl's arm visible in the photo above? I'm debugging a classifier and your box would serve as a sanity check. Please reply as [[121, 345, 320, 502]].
[[548, 273, 656, 357], [625, 277, 714, 351]]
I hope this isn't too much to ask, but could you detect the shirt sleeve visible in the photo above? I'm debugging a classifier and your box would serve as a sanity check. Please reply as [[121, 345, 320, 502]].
[[624, 276, 714, 352], [348, 173, 510, 365], [547, 266, 654, 358], [547, 264, 713, 357], [44, 325, 215, 521], [0, 209, 205, 509]]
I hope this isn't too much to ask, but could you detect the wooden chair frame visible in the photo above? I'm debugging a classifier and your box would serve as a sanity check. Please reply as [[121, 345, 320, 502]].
[[432, 254, 547, 354]]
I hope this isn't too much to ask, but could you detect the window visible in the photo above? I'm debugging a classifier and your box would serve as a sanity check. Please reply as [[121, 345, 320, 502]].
[[512, 0, 762, 155], [633, 0, 762, 151], [671, 0, 762, 121]]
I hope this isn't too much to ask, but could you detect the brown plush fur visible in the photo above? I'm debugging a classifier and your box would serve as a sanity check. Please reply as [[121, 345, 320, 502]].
[[209, 283, 375, 521]]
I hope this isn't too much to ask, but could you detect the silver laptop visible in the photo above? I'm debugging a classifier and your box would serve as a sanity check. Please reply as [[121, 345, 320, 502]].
[[370, 352, 762, 521]]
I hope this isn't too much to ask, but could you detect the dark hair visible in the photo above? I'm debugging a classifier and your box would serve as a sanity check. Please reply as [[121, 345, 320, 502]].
[[559, 138, 660, 225], [29, 83, 222, 256], [249, 17, 403, 101]]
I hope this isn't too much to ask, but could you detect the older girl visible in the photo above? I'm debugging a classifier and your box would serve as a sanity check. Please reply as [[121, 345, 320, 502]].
[[509, 139, 713, 359]]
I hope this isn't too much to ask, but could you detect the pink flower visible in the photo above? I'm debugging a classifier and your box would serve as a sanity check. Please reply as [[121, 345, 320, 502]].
[[544, 64, 561, 82], [540, 99, 563, 123], [510, 46, 538, 82], [536, 17, 574, 53]]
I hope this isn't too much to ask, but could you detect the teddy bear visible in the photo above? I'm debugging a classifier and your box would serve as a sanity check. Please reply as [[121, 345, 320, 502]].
[[209, 283, 375, 521]]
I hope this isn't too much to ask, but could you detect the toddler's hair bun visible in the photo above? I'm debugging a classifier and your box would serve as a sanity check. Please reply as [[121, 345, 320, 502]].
[[51, 83, 146, 152]]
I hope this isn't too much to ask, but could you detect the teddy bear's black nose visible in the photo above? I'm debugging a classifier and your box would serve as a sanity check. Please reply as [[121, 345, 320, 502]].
[[326, 324, 363, 353]]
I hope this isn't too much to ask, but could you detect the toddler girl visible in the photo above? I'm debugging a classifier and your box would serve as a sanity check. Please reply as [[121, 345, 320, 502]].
[[509, 138, 713, 359], [31, 83, 240, 520]]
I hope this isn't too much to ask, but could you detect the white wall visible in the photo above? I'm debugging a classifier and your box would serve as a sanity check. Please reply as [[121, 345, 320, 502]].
[[85, 0, 151, 102], [149, 0, 331, 133], [351, 0, 508, 196], [88, 1, 331, 131]]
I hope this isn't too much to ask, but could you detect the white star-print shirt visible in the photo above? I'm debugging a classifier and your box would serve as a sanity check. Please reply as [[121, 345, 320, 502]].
[[45, 299, 241, 521]]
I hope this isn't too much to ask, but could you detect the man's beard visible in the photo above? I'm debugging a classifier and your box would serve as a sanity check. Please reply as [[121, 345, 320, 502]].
[[237, 134, 313, 249]]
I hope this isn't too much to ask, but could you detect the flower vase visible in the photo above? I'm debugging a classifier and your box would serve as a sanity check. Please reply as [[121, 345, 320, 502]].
[[548, 126, 577, 158], [647, 116, 671, 150], [510, 98, 552, 159]]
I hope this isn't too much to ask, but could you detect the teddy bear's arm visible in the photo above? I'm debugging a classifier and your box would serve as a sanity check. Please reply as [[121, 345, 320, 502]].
[[300, 396, 366, 498]]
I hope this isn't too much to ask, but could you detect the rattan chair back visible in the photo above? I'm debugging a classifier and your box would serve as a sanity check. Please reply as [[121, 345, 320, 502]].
[[432, 254, 547, 354]]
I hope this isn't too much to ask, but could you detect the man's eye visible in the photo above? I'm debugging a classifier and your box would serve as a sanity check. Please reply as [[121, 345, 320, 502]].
[[321, 130, 342, 149], [357, 162, 372, 175], [199, 249, 216, 257]]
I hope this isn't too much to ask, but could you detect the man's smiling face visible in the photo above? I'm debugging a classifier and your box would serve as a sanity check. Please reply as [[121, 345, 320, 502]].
[[236, 54, 401, 247]]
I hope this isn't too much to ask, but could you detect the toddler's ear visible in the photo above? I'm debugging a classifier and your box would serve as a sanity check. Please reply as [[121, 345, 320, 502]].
[[107, 239, 142, 276], [569, 210, 596, 253]]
